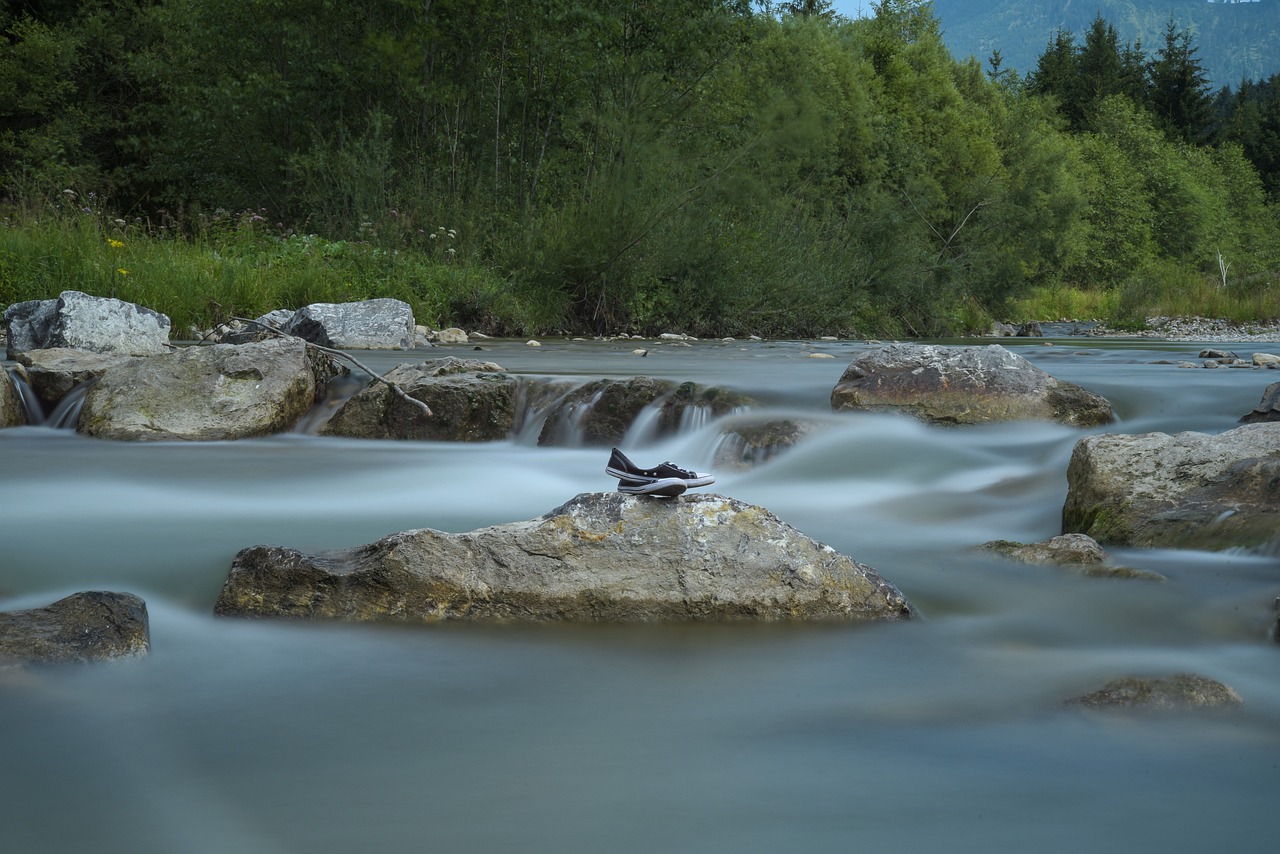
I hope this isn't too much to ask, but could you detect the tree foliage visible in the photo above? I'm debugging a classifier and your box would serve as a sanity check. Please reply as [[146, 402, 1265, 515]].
[[1, 1, 1277, 336]]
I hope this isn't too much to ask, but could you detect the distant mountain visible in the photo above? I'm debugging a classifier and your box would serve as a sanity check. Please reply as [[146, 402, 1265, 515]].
[[933, 0, 1280, 87]]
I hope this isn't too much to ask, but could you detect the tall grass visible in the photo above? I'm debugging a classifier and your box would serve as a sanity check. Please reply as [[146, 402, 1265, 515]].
[[0, 195, 546, 337], [1012, 261, 1280, 329]]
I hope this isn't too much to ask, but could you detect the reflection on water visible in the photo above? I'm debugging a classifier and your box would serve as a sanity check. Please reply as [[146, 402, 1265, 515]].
[[2, 336, 1278, 853]]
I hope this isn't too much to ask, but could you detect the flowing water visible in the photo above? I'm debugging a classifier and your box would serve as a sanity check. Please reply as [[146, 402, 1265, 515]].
[[2, 335, 1277, 853]]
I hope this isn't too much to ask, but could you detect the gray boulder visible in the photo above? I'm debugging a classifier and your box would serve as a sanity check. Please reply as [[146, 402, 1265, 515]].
[[320, 357, 517, 441], [1065, 674, 1242, 711], [12, 348, 137, 414], [78, 337, 337, 440], [1063, 423, 1280, 550], [831, 343, 1114, 426], [0, 592, 150, 666], [4, 290, 170, 358], [214, 492, 917, 624], [1239, 382, 1280, 423], [281, 298, 414, 350]]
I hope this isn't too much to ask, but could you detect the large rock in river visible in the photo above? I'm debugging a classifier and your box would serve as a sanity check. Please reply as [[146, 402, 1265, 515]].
[[0, 592, 150, 666], [1063, 423, 1280, 550], [831, 343, 1113, 426], [320, 357, 517, 441], [215, 493, 917, 624], [280, 298, 414, 350], [78, 337, 337, 440], [4, 290, 170, 358]]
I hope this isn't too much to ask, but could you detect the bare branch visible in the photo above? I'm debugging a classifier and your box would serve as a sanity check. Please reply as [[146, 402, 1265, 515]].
[[226, 317, 433, 417]]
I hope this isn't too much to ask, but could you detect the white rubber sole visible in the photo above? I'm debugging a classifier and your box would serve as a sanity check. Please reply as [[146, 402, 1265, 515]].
[[616, 477, 688, 497], [605, 466, 715, 488]]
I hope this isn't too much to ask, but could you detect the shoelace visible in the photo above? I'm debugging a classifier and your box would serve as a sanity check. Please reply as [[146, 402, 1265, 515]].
[[659, 462, 694, 477]]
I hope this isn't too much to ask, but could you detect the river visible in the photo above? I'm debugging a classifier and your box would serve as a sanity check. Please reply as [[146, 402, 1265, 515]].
[[1, 334, 1277, 853]]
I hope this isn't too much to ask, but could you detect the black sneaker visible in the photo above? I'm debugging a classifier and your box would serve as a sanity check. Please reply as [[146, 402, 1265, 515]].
[[616, 476, 688, 497], [606, 447, 715, 488]]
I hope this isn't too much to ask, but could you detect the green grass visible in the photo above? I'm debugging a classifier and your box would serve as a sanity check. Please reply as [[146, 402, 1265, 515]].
[[5, 196, 1279, 339], [1011, 262, 1280, 329], [0, 198, 551, 337]]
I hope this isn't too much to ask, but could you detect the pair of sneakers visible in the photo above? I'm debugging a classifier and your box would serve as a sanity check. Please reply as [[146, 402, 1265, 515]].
[[606, 447, 715, 498]]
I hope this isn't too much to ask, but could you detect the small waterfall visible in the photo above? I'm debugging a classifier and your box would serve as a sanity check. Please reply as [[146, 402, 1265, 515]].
[[679, 402, 712, 432], [621, 400, 666, 447], [4, 367, 93, 429], [44, 382, 91, 429], [511, 379, 578, 444], [538, 388, 605, 447], [7, 367, 41, 423]]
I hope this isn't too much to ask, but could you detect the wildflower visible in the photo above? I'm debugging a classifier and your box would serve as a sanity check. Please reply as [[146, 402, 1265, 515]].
[[116, 268, 129, 276], [448, 229, 457, 239], [114, 219, 126, 227], [429, 232, 437, 240], [446, 247, 456, 256], [62, 189, 76, 198], [107, 239, 124, 249]]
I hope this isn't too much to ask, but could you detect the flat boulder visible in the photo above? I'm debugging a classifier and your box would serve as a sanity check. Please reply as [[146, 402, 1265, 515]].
[[78, 337, 336, 440], [4, 290, 170, 358], [1239, 382, 1280, 423], [1063, 423, 1280, 550], [320, 357, 516, 441], [0, 592, 150, 666], [214, 493, 917, 624], [280, 298, 414, 350], [831, 343, 1113, 426]]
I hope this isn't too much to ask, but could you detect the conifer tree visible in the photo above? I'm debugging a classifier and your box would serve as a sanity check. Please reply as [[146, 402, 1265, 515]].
[[1148, 18, 1213, 144]]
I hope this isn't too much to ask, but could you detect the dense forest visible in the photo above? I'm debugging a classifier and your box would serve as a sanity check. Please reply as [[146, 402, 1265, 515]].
[[934, 0, 1280, 87], [1, 0, 1278, 337]]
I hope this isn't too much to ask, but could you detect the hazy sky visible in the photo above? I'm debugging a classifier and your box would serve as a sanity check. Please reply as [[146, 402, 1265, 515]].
[[830, 1, 873, 19]]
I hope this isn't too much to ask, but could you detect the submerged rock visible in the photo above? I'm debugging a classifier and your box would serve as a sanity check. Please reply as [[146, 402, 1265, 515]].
[[4, 290, 170, 358], [280, 298, 415, 350], [0, 592, 150, 666], [830, 343, 1113, 426], [1065, 674, 1243, 711], [1239, 381, 1280, 423], [977, 534, 1165, 581], [321, 357, 517, 441], [712, 417, 818, 470], [215, 493, 917, 624], [78, 337, 337, 440], [1063, 423, 1280, 550]]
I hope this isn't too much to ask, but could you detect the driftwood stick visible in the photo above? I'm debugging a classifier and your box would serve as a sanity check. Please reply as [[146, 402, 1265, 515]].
[[227, 316, 432, 417]]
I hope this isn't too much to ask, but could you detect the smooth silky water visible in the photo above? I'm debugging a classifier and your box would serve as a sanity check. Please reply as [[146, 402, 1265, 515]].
[[2, 336, 1276, 852]]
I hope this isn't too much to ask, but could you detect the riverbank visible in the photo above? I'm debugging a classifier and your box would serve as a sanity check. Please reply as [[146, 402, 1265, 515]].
[[1075, 316, 1280, 343]]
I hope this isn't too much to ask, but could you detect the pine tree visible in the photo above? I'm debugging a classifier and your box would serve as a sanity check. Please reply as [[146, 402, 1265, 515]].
[[1147, 18, 1213, 144]]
